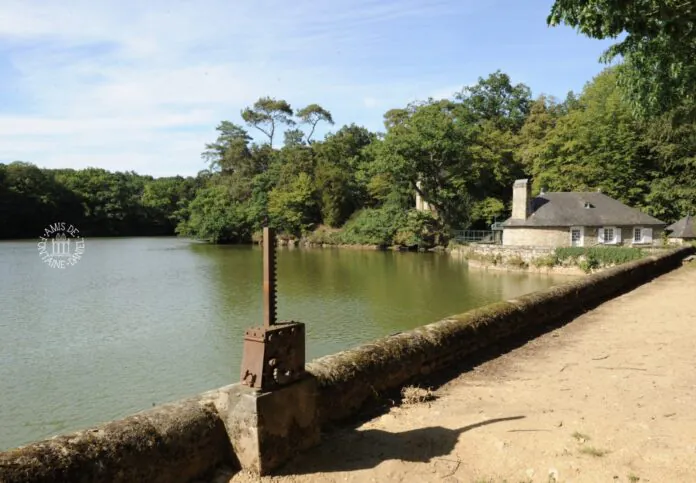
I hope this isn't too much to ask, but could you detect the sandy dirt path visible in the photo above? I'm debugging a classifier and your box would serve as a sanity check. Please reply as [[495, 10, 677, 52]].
[[229, 264, 696, 483]]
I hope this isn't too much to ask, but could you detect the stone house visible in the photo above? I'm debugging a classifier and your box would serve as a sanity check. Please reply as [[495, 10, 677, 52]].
[[666, 215, 695, 244], [502, 179, 665, 247]]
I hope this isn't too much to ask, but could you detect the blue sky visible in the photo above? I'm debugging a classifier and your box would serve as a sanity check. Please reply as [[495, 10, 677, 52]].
[[0, 0, 614, 177]]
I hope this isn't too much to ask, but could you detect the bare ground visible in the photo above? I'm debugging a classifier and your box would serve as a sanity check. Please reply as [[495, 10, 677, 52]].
[[228, 264, 696, 483]]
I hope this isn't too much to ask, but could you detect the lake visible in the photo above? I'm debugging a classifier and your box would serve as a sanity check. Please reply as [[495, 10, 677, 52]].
[[0, 237, 569, 450]]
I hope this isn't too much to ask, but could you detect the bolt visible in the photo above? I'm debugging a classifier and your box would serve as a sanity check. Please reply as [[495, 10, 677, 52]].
[[268, 358, 277, 367]]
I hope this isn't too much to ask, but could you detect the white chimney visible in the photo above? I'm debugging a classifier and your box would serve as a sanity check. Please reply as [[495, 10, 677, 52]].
[[512, 179, 531, 220]]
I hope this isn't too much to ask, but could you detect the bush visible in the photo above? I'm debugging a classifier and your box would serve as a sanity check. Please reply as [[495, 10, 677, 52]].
[[305, 225, 342, 245], [338, 205, 407, 246], [532, 254, 558, 268], [506, 255, 528, 269], [392, 210, 444, 249], [554, 246, 644, 272]]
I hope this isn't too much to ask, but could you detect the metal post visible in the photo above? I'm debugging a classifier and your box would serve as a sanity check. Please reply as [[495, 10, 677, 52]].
[[263, 227, 277, 328], [240, 226, 306, 390]]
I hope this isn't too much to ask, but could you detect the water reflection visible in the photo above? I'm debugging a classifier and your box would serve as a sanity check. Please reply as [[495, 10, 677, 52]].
[[0, 238, 569, 450]]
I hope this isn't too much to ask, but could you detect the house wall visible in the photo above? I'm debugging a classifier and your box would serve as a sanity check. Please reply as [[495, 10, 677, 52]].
[[503, 227, 569, 247], [504, 226, 664, 247]]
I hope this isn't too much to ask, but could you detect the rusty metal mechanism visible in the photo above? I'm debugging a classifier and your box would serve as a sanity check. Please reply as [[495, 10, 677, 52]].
[[240, 227, 306, 390]]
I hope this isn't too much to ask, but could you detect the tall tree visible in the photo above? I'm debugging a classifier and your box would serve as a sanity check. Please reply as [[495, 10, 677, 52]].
[[456, 70, 532, 132], [202, 121, 252, 174], [548, 0, 696, 119], [376, 100, 481, 228], [517, 95, 564, 168], [296, 104, 334, 143], [283, 128, 306, 147], [529, 69, 653, 207], [644, 111, 696, 221], [241, 97, 294, 147]]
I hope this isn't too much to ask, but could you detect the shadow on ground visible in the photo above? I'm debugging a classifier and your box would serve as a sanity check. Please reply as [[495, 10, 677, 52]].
[[276, 416, 525, 475]]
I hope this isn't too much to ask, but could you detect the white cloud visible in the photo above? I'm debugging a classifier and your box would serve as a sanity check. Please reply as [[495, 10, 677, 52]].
[[363, 97, 380, 108], [0, 0, 487, 175]]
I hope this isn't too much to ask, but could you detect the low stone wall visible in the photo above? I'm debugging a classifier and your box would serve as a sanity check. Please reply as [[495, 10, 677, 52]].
[[307, 245, 694, 425], [0, 389, 236, 483], [1, 246, 692, 481], [451, 243, 555, 264]]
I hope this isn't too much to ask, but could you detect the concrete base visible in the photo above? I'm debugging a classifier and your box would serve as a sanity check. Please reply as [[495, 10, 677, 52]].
[[224, 377, 320, 475]]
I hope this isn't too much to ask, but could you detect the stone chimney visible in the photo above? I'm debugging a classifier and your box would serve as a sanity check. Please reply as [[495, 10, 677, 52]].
[[511, 178, 532, 220]]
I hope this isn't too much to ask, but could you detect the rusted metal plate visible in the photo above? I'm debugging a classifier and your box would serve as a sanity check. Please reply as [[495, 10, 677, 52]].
[[240, 322, 305, 390]]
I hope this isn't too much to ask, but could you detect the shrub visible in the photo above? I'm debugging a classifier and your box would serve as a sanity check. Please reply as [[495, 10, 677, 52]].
[[532, 254, 558, 268], [506, 255, 528, 268], [555, 246, 645, 270], [392, 210, 444, 249], [305, 225, 341, 245], [338, 205, 407, 246]]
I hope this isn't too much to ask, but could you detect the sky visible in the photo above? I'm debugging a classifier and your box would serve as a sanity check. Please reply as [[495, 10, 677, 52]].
[[0, 0, 615, 177]]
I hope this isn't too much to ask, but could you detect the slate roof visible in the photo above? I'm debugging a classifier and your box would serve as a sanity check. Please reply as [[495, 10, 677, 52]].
[[503, 192, 665, 228], [666, 215, 696, 239]]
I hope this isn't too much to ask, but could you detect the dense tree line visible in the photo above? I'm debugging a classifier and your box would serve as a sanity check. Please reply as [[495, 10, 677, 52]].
[[2, 67, 695, 246], [3, 3, 693, 245], [178, 68, 695, 246], [0, 163, 201, 238]]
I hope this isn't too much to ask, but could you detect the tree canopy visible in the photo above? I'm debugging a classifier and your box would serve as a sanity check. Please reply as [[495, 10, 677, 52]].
[[548, 0, 696, 120], [4, 67, 695, 247]]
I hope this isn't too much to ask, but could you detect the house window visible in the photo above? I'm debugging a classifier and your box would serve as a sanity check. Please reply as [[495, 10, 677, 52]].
[[633, 227, 642, 243], [632, 227, 653, 245], [599, 226, 619, 244], [570, 226, 584, 247]]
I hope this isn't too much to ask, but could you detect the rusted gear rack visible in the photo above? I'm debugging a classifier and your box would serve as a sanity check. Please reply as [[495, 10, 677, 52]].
[[240, 227, 306, 390]]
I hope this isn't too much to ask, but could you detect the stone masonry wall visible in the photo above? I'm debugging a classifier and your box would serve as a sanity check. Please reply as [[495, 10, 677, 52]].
[[0, 389, 236, 483], [452, 244, 555, 264]]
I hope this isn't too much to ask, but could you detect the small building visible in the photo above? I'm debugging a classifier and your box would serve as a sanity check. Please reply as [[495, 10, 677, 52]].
[[666, 215, 695, 244], [502, 179, 665, 247]]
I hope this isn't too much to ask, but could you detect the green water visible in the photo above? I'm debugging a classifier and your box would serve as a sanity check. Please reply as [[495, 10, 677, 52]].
[[0, 237, 569, 450]]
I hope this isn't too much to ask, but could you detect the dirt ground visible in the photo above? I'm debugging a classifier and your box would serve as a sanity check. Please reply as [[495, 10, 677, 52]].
[[228, 264, 696, 483]]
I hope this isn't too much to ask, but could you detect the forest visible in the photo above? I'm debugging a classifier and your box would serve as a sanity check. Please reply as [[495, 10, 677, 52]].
[[1, 67, 695, 245], [1, 1, 694, 245]]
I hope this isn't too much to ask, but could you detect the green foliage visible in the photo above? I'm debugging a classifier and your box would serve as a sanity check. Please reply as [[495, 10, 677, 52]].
[[338, 205, 408, 246], [554, 246, 645, 272], [375, 99, 481, 228], [202, 121, 253, 174], [241, 97, 295, 147], [548, 0, 696, 119], [0, 161, 200, 239], [304, 226, 342, 245], [529, 69, 652, 207], [296, 104, 334, 143], [6, 63, 696, 247], [177, 183, 250, 243], [471, 197, 506, 226], [456, 70, 532, 132], [267, 172, 318, 236], [392, 210, 444, 249], [532, 254, 558, 269], [505, 255, 528, 269]]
